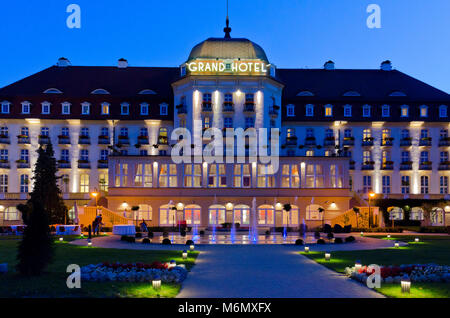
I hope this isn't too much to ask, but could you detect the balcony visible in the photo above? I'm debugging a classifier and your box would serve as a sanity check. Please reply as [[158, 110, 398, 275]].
[[78, 136, 91, 145], [57, 160, 71, 169], [176, 104, 187, 115], [285, 136, 298, 146], [305, 137, 316, 146], [381, 161, 394, 170], [137, 136, 149, 145], [324, 137, 335, 147], [17, 135, 30, 144], [400, 138, 412, 147], [361, 161, 375, 170], [0, 161, 10, 169], [400, 162, 413, 170], [38, 135, 50, 144], [98, 135, 110, 145], [77, 160, 91, 169], [223, 102, 234, 113], [343, 137, 355, 146], [381, 138, 394, 146], [117, 136, 130, 145], [419, 162, 432, 170], [98, 160, 108, 169], [439, 162, 450, 171], [419, 138, 432, 146], [243, 102, 255, 113], [201, 102, 212, 112], [0, 135, 10, 144], [439, 138, 450, 147], [362, 138, 374, 147], [58, 135, 71, 145], [16, 160, 30, 169]]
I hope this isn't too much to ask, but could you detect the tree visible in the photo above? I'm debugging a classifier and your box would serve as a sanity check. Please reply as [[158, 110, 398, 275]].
[[29, 144, 68, 224], [16, 200, 54, 275]]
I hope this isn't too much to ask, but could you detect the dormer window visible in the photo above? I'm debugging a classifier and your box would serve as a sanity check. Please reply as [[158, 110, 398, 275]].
[[160, 103, 168, 115], [140, 103, 149, 115], [41, 102, 51, 114], [121, 103, 129, 115], [43, 88, 63, 94], [101, 102, 110, 115], [1, 101, 10, 114], [344, 105, 352, 117], [381, 105, 390, 117], [305, 104, 314, 117], [401, 105, 409, 117], [297, 91, 314, 97], [439, 105, 448, 118], [21, 102, 31, 114], [420, 105, 428, 117], [389, 91, 407, 97], [81, 102, 90, 115], [324, 104, 333, 117], [61, 102, 71, 115], [343, 91, 361, 97], [138, 89, 156, 95], [91, 88, 110, 95], [286, 104, 295, 117], [363, 105, 371, 117]]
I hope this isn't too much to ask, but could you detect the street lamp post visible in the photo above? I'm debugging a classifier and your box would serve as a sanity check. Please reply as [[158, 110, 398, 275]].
[[91, 189, 99, 216], [368, 192, 375, 228]]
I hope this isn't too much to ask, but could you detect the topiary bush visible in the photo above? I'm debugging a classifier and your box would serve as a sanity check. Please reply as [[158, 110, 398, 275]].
[[327, 232, 334, 240], [120, 235, 128, 241], [142, 238, 150, 244], [265, 230, 270, 236], [148, 231, 154, 238], [334, 237, 343, 244], [180, 230, 186, 237], [186, 240, 194, 245], [162, 238, 171, 245], [314, 231, 321, 239], [323, 224, 332, 233], [317, 239, 326, 245], [333, 224, 343, 233], [295, 239, 304, 245], [162, 231, 169, 238], [345, 236, 356, 243], [343, 225, 352, 233], [199, 230, 205, 236], [135, 232, 142, 238]]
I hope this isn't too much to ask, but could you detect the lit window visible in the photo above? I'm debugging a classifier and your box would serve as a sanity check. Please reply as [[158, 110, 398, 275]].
[[134, 164, 153, 187], [233, 164, 251, 188], [79, 174, 90, 193], [140, 103, 149, 115], [184, 164, 202, 188], [363, 105, 371, 117], [20, 174, 29, 193], [382, 105, 390, 117], [420, 105, 428, 117], [281, 164, 300, 188], [324, 104, 333, 117], [101, 102, 110, 115], [420, 176, 429, 194], [257, 164, 275, 188], [61, 102, 71, 115], [305, 104, 314, 117], [401, 105, 409, 117], [0, 174, 8, 192], [41, 102, 51, 114], [158, 164, 177, 187], [21, 102, 31, 114], [81, 102, 90, 115], [344, 105, 352, 117], [305, 164, 324, 188], [114, 163, 128, 187], [208, 164, 227, 188], [121, 103, 129, 115]]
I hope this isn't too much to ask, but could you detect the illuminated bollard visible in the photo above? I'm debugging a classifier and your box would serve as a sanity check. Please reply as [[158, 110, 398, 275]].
[[190, 244, 195, 251], [355, 260, 362, 271], [415, 238, 420, 243], [152, 276, 161, 291], [401, 276, 411, 294], [182, 250, 188, 259], [304, 246, 310, 253], [325, 252, 331, 261]]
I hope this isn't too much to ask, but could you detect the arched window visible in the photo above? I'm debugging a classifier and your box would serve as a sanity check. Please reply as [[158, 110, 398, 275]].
[[91, 88, 110, 95], [296, 91, 314, 97], [4, 206, 20, 221], [343, 91, 361, 97], [233, 204, 250, 226], [43, 88, 63, 94], [410, 207, 424, 221], [388, 207, 404, 220], [209, 205, 226, 226], [184, 204, 201, 225], [138, 89, 156, 95], [138, 204, 152, 221], [257, 205, 274, 226], [159, 204, 176, 225], [283, 204, 299, 226], [306, 204, 324, 221], [431, 207, 444, 226]]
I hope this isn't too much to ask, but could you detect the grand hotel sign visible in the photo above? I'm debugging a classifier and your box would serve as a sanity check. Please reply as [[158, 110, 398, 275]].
[[185, 59, 270, 76]]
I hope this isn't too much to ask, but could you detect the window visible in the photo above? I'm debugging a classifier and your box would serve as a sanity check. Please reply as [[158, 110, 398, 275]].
[[119, 127, 128, 137], [20, 174, 29, 193], [401, 105, 409, 117], [4, 207, 19, 221], [420, 151, 429, 164], [158, 164, 177, 187], [401, 176, 410, 194], [62, 102, 71, 115], [382, 175, 391, 194], [330, 165, 343, 188], [233, 164, 251, 188], [100, 127, 109, 137], [1, 102, 10, 114], [159, 205, 176, 226], [139, 127, 148, 137], [363, 105, 371, 117], [325, 128, 334, 139], [281, 164, 300, 188], [420, 129, 429, 139], [39, 127, 49, 136], [60, 174, 69, 193], [20, 149, 29, 163], [305, 164, 324, 188], [80, 149, 89, 161], [202, 116, 211, 129], [20, 127, 29, 137], [306, 150, 314, 157], [101, 102, 110, 115], [401, 129, 410, 139], [306, 128, 314, 138], [140, 103, 149, 115], [257, 164, 275, 188], [0, 149, 8, 162], [100, 149, 109, 161], [160, 103, 168, 115], [245, 93, 254, 103], [134, 164, 152, 187], [382, 129, 391, 144], [0, 174, 8, 192], [208, 164, 226, 188], [324, 104, 333, 117], [209, 205, 226, 225], [363, 175, 372, 193], [185, 206, 203, 225], [440, 176, 449, 194], [344, 105, 352, 117], [91, 89, 110, 95], [440, 151, 449, 163], [61, 127, 70, 137], [420, 176, 429, 194], [363, 150, 372, 163], [306, 204, 324, 221], [114, 163, 128, 187], [81, 102, 90, 115], [121, 103, 129, 115], [98, 173, 108, 191], [224, 117, 233, 128], [401, 151, 410, 163], [439, 105, 448, 118], [305, 104, 314, 117], [440, 129, 448, 139], [21, 102, 31, 114], [224, 93, 233, 103], [420, 105, 428, 117], [283, 205, 299, 226], [61, 149, 69, 162], [79, 174, 89, 193], [245, 117, 255, 129], [184, 164, 202, 187], [382, 105, 390, 117], [363, 128, 372, 140], [287, 104, 295, 117], [80, 127, 89, 137], [0, 126, 8, 137], [41, 102, 51, 114], [137, 204, 152, 221], [258, 205, 274, 226], [344, 129, 352, 138]]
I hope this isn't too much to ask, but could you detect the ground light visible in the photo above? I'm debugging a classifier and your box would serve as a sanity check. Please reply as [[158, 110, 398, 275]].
[[152, 276, 161, 291], [59, 237, 63, 242], [401, 276, 411, 294], [415, 238, 420, 242], [88, 242, 92, 247], [304, 246, 310, 253], [355, 260, 362, 270], [190, 244, 195, 251], [182, 250, 188, 259], [325, 252, 331, 261], [395, 242, 399, 248], [360, 232, 364, 237], [387, 234, 391, 238]]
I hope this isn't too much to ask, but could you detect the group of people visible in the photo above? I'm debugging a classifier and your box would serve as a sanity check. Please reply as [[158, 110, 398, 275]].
[[92, 214, 104, 235]]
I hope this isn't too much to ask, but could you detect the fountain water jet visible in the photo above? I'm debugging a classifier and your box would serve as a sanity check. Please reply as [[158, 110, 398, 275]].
[[250, 197, 258, 243]]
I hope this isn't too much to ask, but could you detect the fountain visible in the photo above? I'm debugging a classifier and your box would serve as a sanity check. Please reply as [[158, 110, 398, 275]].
[[250, 197, 258, 243], [230, 221, 236, 244]]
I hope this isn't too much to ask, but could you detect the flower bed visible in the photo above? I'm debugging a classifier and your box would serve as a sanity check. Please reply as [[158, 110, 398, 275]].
[[344, 263, 450, 284], [80, 261, 188, 283]]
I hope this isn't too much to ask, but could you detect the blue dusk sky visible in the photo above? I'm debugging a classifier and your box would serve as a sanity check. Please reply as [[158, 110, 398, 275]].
[[0, 0, 449, 93]]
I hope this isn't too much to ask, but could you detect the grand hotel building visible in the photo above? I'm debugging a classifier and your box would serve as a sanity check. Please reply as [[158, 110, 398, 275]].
[[0, 26, 449, 228]]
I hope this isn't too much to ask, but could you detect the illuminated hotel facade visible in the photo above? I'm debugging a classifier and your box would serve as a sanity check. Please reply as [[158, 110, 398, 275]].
[[0, 25, 449, 227]]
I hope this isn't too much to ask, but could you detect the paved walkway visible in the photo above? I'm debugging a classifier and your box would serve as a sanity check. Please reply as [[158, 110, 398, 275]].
[[71, 236, 395, 298]]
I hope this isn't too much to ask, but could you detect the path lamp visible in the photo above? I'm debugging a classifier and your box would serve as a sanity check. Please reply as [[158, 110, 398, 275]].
[[401, 276, 411, 294], [189, 244, 195, 251], [304, 246, 310, 253], [91, 189, 99, 215], [152, 276, 161, 291], [88, 241, 92, 247], [59, 237, 63, 242], [387, 234, 391, 238], [182, 250, 188, 260], [355, 260, 362, 271], [394, 242, 399, 248], [360, 231, 364, 237], [368, 192, 376, 228], [324, 252, 331, 261], [415, 238, 420, 243]]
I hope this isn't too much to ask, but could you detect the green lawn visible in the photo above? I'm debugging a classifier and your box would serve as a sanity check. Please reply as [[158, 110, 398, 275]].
[[0, 238, 198, 298], [301, 235, 450, 298]]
